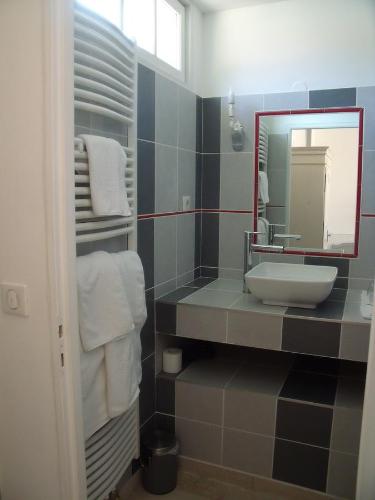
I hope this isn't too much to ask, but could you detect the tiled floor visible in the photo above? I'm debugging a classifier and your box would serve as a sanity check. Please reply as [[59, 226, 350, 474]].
[[128, 486, 206, 500]]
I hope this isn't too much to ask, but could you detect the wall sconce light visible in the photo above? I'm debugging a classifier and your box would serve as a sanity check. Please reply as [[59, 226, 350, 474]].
[[228, 88, 244, 151]]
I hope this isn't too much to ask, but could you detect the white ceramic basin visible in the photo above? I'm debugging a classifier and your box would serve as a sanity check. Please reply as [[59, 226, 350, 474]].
[[245, 262, 338, 309]]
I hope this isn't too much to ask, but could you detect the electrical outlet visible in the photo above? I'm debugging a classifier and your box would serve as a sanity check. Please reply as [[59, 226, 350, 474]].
[[182, 195, 191, 212]]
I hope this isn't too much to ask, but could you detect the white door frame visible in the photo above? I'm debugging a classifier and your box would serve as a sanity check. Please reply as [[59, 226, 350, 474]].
[[43, 0, 86, 497]]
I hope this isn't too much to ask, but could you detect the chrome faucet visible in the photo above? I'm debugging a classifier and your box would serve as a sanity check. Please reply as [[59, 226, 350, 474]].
[[243, 231, 284, 292]]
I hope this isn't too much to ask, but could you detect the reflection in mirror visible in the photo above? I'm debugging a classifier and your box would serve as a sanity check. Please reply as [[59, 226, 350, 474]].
[[255, 109, 362, 256]]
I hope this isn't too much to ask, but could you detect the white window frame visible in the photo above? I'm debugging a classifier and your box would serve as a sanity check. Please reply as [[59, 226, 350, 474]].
[[127, 0, 187, 84]]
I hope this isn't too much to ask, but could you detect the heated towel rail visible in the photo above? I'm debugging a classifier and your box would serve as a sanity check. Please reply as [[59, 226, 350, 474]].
[[74, 5, 139, 499]]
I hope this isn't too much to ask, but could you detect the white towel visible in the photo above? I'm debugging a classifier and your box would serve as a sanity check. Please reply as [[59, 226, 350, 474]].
[[259, 171, 269, 204], [257, 217, 269, 245], [105, 329, 142, 418], [82, 360, 110, 439], [113, 251, 147, 330], [80, 344, 105, 400], [80, 134, 131, 217], [77, 251, 135, 352]]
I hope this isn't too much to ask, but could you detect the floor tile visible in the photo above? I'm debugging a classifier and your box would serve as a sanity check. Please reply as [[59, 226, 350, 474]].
[[279, 371, 337, 406]]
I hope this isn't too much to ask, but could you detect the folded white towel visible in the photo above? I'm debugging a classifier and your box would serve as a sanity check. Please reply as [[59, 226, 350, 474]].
[[257, 217, 270, 245], [105, 329, 142, 418], [259, 171, 270, 204], [77, 251, 135, 352], [82, 360, 109, 439], [80, 134, 131, 217], [113, 251, 147, 330]]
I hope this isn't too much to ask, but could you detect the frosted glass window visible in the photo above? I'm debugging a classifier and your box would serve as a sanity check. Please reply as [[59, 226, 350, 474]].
[[156, 0, 182, 70], [123, 0, 156, 55], [76, 0, 122, 28]]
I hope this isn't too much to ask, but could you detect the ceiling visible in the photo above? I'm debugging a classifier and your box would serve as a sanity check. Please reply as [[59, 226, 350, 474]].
[[193, 0, 287, 13]]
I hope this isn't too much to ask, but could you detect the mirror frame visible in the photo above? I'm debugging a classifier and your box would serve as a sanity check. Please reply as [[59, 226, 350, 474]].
[[253, 107, 364, 258]]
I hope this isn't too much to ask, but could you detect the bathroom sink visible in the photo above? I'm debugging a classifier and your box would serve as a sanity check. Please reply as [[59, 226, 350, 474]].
[[245, 262, 337, 309]]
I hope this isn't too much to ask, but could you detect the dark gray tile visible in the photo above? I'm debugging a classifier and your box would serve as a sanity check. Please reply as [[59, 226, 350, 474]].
[[292, 355, 340, 376], [155, 74, 178, 146], [202, 154, 220, 209], [282, 318, 341, 357], [280, 371, 337, 406], [137, 140, 155, 215], [223, 429, 274, 477], [154, 412, 175, 434], [156, 375, 175, 414], [276, 400, 333, 448], [137, 64, 155, 141], [195, 153, 202, 209], [137, 218, 154, 290], [196, 97, 203, 153], [273, 439, 329, 492], [309, 88, 356, 108], [156, 287, 197, 334], [203, 97, 221, 153], [333, 278, 348, 290], [186, 277, 216, 288], [286, 301, 345, 321], [304, 256, 349, 277], [194, 212, 202, 270], [201, 213, 219, 268], [139, 355, 155, 425], [335, 377, 365, 410], [141, 289, 155, 360], [362, 150, 375, 214], [200, 266, 219, 278]]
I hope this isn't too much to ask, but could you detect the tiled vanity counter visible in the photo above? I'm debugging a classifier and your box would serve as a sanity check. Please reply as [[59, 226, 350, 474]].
[[156, 278, 371, 362]]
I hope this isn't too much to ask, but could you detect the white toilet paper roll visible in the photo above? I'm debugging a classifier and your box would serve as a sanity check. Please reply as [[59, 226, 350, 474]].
[[163, 348, 182, 374]]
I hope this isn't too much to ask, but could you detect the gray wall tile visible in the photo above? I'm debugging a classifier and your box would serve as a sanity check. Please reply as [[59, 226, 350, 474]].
[[357, 86, 375, 150], [349, 217, 375, 279], [228, 363, 289, 396], [155, 144, 178, 213], [223, 429, 274, 477], [221, 94, 263, 153], [219, 213, 252, 272], [177, 359, 238, 388], [177, 213, 195, 277], [176, 381, 223, 425], [154, 216, 177, 285], [178, 149, 196, 210], [327, 451, 358, 500], [361, 150, 375, 214], [175, 417, 222, 464], [340, 323, 370, 362], [178, 87, 197, 151], [309, 88, 356, 109], [220, 153, 253, 211], [264, 91, 308, 111], [224, 390, 276, 436], [331, 407, 363, 455], [155, 74, 178, 146], [177, 304, 227, 342], [228, 310, 282, 350]]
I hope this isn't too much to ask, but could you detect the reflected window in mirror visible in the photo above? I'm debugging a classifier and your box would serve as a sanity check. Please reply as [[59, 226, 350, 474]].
[[254, 108, 363, 257]]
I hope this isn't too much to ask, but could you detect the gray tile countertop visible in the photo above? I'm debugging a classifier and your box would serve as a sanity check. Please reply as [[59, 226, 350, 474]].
[[178, 278, 370, 326]]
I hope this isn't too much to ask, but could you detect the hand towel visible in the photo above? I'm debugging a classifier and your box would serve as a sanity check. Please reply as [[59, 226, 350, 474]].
[[80, 344, 105, 400], [259, 171, 270, 204], [105, 329, 142, 418], [80, 134, 131, 217], [82, 360, 110, 439], [113, 251, 147, 330], [77, 251, 135, 352], [257, 217, 270, 245]]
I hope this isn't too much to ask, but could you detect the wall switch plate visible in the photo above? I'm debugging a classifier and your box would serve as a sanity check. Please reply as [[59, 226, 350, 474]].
[[182, 195, 191, 212], [1, 283, 29, 317]]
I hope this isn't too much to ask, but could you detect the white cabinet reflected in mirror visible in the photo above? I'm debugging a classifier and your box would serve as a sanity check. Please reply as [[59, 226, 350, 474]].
[[254, 108, 363, 257]]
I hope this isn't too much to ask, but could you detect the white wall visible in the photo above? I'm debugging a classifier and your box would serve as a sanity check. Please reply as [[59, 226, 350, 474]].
[[201, 0, 375, 97], [0, 1, 65, 498]]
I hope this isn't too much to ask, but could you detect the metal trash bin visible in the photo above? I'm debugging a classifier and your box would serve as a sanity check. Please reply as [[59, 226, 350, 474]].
[[141, 430, 179, 495]]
